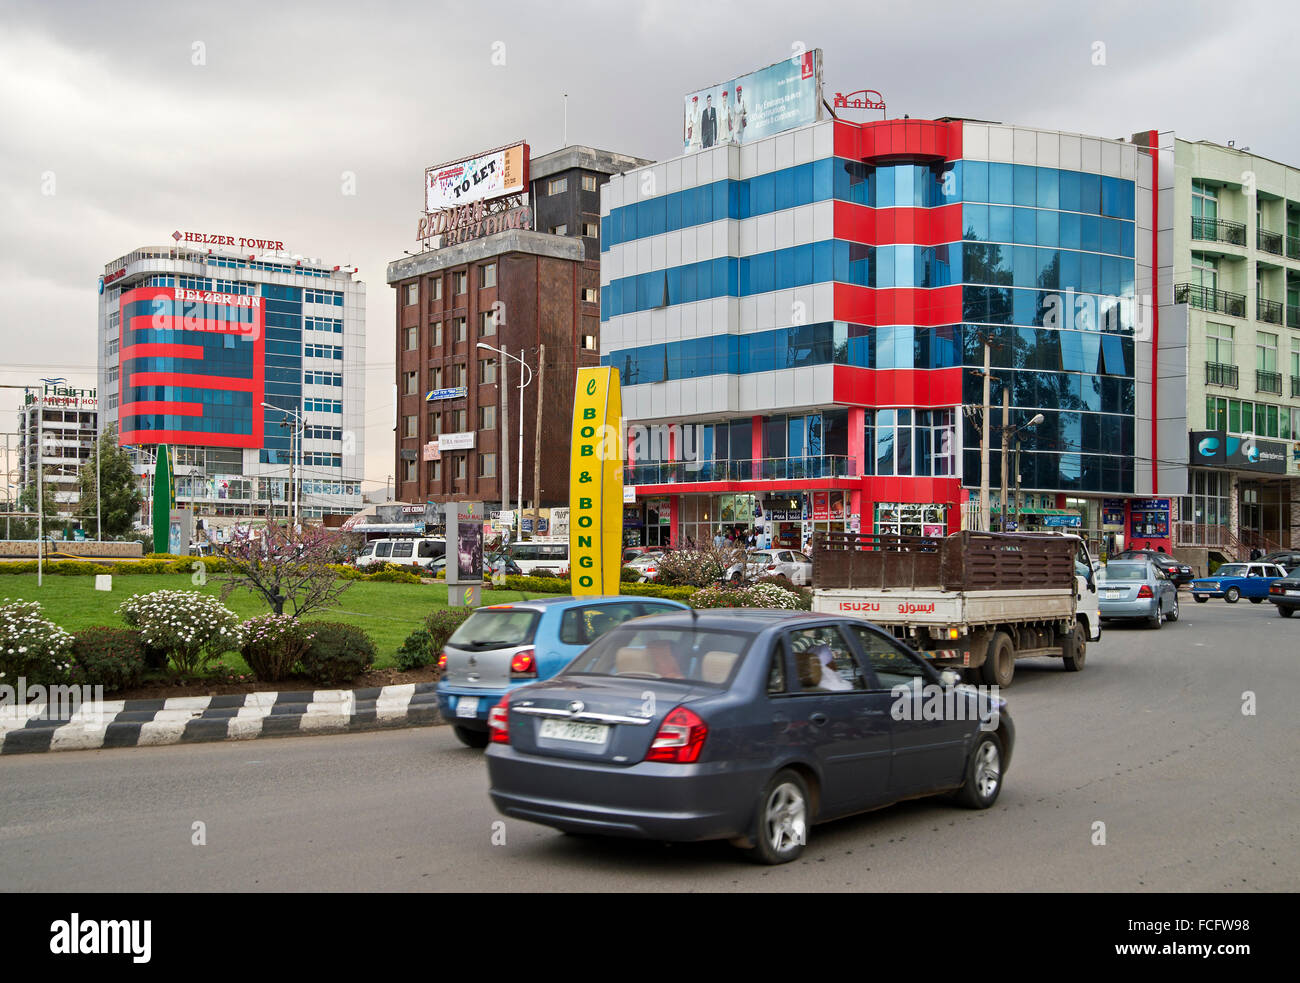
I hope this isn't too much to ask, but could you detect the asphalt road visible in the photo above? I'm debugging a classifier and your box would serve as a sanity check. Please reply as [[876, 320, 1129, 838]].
[[2, 598, 1296, 892]]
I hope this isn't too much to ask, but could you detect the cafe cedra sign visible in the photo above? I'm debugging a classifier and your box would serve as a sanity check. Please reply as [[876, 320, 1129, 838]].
[[569, 367, 623, 595]]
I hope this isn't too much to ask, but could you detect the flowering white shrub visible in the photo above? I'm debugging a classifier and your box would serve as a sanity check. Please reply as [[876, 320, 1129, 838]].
[[688, 582, 804, 610], [239, 614, 315, 682], [118, 590, 241, 674], [0, 598, 74, 686]]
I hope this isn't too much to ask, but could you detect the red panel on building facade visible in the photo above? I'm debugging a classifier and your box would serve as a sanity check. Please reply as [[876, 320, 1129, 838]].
[[833, 283, 962, 326], [831, 366, 963, 407], [117, 285, 264, 448]]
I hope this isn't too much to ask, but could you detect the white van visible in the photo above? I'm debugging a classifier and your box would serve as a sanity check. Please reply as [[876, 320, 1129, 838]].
[[356, 538, 445, 571], [508, 540, 569, 576]]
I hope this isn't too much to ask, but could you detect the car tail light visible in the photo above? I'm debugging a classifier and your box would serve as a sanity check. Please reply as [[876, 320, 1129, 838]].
[[644, 706, 708, 763], [437, 652, 447, 670], [488, 695, 510, 744], [510, 648, 537, 678], [1137, 585, 1153, 598], [1270, 584, 1282, 594], [766, 565, 779, 573]]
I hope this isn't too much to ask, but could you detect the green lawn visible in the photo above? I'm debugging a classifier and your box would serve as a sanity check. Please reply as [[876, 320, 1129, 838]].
[[1, 574, 550, 671]]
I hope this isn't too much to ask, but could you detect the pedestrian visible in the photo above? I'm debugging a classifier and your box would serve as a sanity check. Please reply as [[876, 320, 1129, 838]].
[[713, 530, 724, 549]]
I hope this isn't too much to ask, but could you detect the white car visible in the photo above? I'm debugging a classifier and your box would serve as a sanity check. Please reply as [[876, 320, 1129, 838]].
[[356, 538, 445, 570], [626, 549, 666, 582], [724, 549, 813, 585]]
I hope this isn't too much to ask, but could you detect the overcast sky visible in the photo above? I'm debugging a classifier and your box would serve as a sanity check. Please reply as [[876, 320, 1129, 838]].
[[1, 0, 1293, 493]]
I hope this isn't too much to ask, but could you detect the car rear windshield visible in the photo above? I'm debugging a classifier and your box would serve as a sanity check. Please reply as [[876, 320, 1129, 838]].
[[563, 626, 755, 687], [447, 608, 540, 650], [1100, 563, 1146, 582]]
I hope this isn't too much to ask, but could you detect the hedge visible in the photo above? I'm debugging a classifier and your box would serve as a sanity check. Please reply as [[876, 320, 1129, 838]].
[[493, 575, 695, 601]]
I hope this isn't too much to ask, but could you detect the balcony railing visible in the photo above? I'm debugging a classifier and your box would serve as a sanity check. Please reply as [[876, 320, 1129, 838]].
[[1257, 228, 1284, 255], [1257, 297, 1283, 324], [1204, 361, 1238, 388], [1175, 282, 1246, 317], [1292, 375, 1300, 399], [1191, 216, 1246, 246], [1287, 235, 1300, 261], [1289, 305, 1300, 329], [1256, 370, 1282, 395], [625, 455, 859, 486]]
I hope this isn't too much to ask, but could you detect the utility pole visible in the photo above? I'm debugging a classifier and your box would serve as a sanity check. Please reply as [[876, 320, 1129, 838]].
[[96, 416, 102, 541], [1014, 439, 1023, 532], [999, 387, 1010, 532], [37, 394, 44, 586], [978, 340, 991, 533], [501, 346, 509, 521], [532, 344, 546, 539], [516, 346, 525, 542]]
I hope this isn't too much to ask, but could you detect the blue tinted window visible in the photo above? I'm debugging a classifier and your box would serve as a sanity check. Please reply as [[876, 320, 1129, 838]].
[[1013, 246, 1035, 287], [1060, 211, 1081, 251], [1121, 222, 1135, 257], [1013, 165, 1036, 207], [964, 160, 988, 202], [1079, 173, 1101, 214], [1013, 208, 1036, 244], [813, 158, 833, 201], [1036, 168, 1059, 209], [1036, 209, 1059, 247], [1059, 250, 1081, 291], [964, 203, 988, 241], [1058, 170, 1081, 212], [1036, 249, 1059, 290], [1080, 215, 1101, 253], [988, 163, 1013, 204], [989, 205, 1013, 243], [876, 167, 894, 208], [1080, 252, 1102, 294]]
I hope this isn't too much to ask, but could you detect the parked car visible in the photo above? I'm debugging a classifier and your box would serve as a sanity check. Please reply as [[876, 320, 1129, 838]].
[[625, 549, 666, 582], [437, 596, 691, 748], [507, 540, 569, 576], [1114, 549, 1194, 585], [742, 549, 813, 585], [1190, 562, 1289, 603], [1259, 551, 1300, 574], [356, 538, 445, 571], [486, 609, 1013, 864], [1097, 560, 1179, 628], [1267, 571, 1300, 617]]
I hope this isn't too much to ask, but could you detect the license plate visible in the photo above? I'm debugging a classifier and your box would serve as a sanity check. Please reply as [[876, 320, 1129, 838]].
[[1288, 590, 1300, 597], [456, 696, 479, 718], [1102, 590, 1123, 599], [539, 718, 610, 745]]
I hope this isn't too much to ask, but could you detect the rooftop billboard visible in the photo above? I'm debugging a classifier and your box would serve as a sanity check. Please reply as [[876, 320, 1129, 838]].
[[683, 49, 823, 153], [425, 142, 529, 212]]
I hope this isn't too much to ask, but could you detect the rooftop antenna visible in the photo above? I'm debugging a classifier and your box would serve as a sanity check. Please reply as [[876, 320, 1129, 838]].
[[563, 93, 568, 147]]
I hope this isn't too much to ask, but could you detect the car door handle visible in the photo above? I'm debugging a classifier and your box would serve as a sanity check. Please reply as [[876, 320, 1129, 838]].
[[809, 712, 829, 727]]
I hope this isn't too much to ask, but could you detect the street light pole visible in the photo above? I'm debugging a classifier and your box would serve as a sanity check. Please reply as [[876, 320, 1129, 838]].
[[477, 342, 532, 541], [979, 341, 991, 533], [516, 346, 524, 542]]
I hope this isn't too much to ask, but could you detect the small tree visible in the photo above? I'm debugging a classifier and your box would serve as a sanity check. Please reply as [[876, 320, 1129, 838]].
[[654, 541, 749, 587], [77, 424, 145, 538], [219, 520, 351, 617]]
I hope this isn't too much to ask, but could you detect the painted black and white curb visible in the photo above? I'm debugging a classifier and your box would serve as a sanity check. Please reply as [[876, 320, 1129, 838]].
[[0, 682, 440, 755]]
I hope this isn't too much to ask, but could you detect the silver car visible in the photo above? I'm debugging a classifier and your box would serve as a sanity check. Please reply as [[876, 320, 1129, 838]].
[[1097, 560, 1179, 628], [744, 549, 813, 585]]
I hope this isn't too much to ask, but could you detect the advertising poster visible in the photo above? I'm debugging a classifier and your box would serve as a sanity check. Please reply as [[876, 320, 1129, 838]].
[[811, 492, 830, 521], [829, 491, 845, 520], [683, 50, 822, 153], [446, 501, 483, 594], [425, 143, 528, 211]]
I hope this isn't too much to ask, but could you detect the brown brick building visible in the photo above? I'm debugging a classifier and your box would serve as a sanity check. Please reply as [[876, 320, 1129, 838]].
[[387, 146, 651, 512]]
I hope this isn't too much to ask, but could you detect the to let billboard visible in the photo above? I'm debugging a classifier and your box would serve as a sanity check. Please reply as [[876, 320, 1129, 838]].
[[425, 142, 529, 211], [683, 50, 822, 153]]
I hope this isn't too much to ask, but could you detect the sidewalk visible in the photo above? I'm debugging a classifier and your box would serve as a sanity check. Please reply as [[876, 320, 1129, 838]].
[[0, 682, 441, 755]]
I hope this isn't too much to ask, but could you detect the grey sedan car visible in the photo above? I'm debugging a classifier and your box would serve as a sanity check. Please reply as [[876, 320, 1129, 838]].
[[486, 609, 1014, 864], [1098, 560, 1179, 628]]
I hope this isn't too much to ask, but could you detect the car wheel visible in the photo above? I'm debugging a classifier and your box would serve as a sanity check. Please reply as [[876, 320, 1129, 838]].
[[744, 770, 809, 865], [1225, 587, 1240, 603], [1062, 623, 1086, 672], [1279, 606, 1294, 618], [1249, 597, 1264, 604], [954, 732, 1003, 809], [729, 571, 743, 584], [1194, 595, 1208, 603], [1166, 595, 1179, 622], [1148, 602, 1164, 629], [452, 725, 490, 749], [979, 632, 1015, 687]]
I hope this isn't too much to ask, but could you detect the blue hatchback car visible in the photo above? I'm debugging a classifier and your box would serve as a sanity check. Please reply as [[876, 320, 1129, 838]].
[[437, 596, 690, 747]]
